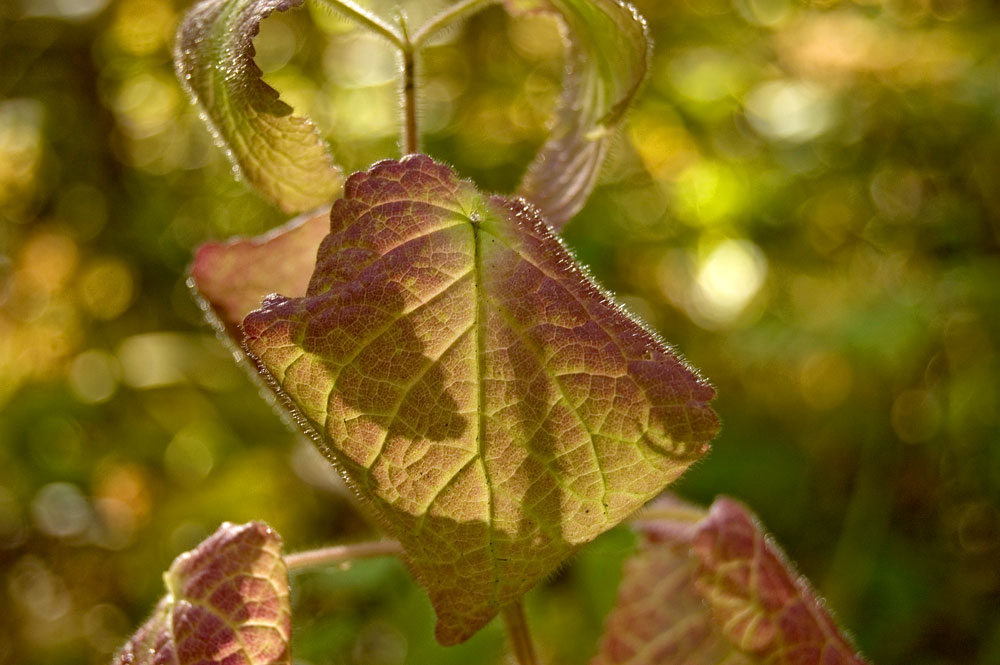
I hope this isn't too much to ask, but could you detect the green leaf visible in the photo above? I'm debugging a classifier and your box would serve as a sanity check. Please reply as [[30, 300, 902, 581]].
[[175, 0, 342, 213], [113, 522, 291, 665], [240, 154, 717, 644], [508, 0, 650, 230], [190, 208, 330, 335], [594, 496, 870, 665]]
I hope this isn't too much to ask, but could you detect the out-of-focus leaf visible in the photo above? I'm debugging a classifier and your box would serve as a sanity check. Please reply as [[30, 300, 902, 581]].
[[113, 522, 291, 665], [240, 154, 717, 644], [507, 0, 649, 230], [175, 0, 342, 213], [190, 209, 330, 336], [594, 496, 869, 665]]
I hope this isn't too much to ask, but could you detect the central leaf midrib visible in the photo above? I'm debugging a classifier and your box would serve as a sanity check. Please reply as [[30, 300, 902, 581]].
[[471, 218, 499, 602]]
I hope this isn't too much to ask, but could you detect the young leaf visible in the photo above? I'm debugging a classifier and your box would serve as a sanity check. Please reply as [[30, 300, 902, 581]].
[[594, 496, 870, 665], [240, 154, 718, 644], [113, 522, 291, 665], [176, 0, 342, 213], [190, 208, 330, 335], [507, 0, 650, 230]]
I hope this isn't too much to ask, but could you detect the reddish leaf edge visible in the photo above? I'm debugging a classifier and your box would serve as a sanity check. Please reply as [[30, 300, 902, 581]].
[[594, 494, 872, 665]]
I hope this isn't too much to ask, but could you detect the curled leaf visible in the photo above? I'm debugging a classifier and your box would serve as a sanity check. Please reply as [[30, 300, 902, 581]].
[[176, 0, 342, 213], [190, 208, 330, 336], [508, 0, 650, 230], [114, 522, 290, 665], [240, 154, 717, 644], [594, 496, 870, 665]]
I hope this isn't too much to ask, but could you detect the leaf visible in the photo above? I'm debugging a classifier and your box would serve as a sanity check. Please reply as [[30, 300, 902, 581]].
[[594, 496, 870, 665], [507, 0, 650, 230], [190, 208, 330, 336], [175, 0, 342, 213], [113, 521, 291, 665], [240, 154, 717, 644]]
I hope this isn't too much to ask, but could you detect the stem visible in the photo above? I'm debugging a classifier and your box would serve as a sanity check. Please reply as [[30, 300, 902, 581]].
[[501, 600, 538, 665], [284, 540, 402, 571], [312, 0, 405, 49], [632, 503, 707, 525], [410, 0, 500, 48], [398, 14, 418, 154]]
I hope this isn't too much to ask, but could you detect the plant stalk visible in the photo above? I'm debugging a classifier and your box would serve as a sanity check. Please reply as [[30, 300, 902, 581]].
[[312, 0, 405, 49], [284, 540, 402, 571], [398, 14, 418, 154], [410, 0, 500, 48], [502, 600, 538, 665]]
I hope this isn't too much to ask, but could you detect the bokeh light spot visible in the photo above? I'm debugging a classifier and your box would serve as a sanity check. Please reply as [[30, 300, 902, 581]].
[[79, 258, 135, 320], [163, 421, 219, 486], [31, 482, 91, 538], [691, 238, 767, 327], [744, 79, 836, 142], [68, 349, 120, 404], [674, 161, 748, 225]]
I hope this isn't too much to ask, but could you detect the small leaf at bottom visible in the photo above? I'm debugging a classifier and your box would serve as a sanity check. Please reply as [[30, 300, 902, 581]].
[[113, 522, 290, 665]]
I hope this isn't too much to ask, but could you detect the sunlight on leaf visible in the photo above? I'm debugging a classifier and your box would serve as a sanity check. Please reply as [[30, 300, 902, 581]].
[[113, 521, 290, 665], [594, 495, 869, 665], [176, 0, 342, 213], [239, 154, 717, 644], [507, 0, 649, 230]]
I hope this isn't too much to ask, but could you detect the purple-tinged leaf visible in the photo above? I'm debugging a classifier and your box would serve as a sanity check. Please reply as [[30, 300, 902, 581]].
[[190, 209, 329, 335], [507, 0, 650, 230], [594, 496, 870, 665], [175, 0, 342, 213], [113, 522, 290, 665], [240, 154, 717, 644]]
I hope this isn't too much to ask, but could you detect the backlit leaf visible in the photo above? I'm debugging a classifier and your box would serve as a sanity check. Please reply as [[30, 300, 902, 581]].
[[507, 0, 650, 230], [176, 0, 342, 213], [594, 496, 870, 665], [113, 522, 291, 665], [241, 154, 717, 644], [190, 208, 330, 336]]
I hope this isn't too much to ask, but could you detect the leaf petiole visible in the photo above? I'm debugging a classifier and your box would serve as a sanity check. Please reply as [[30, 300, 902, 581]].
[[501, 600, 538, 665], [284, 539, 403, 571], [397, 13, 418, 154], [311, 0, 406, 49], [410, 0, 500, 48]]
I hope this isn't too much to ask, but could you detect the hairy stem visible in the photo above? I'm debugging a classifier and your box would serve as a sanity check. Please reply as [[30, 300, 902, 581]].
[[502, 600, 538, 665], [312, 0, 405, 49], [285, 540, 403, 571], [411, 0, 500, 48], [398, 14, 418, 154]]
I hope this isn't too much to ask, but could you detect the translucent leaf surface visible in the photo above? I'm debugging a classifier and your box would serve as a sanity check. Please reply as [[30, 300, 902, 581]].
[[113, 522, 290, 665], [594, 496, 870, 665], [190, 209, 330, 335], [241, 154, 717, 644], [508, 0, 649, 230], [176, 0, 342, 213]]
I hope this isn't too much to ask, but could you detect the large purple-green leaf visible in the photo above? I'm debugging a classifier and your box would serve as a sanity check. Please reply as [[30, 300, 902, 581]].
[[113, 522, 290, 665], [240, 154, 717, 643], [176, 0, 342, 213], [594, 496, 870, 665], [508, 0, 650, 230]]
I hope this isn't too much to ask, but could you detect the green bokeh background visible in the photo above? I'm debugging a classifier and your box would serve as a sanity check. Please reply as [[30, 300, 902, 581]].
[[1, 0, 999, 663]]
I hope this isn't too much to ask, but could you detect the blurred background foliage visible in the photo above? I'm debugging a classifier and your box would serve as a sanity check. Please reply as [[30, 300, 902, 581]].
[[1, 0, 999, 663]]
